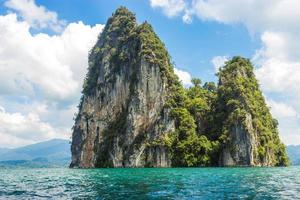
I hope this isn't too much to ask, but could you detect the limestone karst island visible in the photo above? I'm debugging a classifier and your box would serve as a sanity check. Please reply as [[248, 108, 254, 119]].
[[70, 7, 289, 168]]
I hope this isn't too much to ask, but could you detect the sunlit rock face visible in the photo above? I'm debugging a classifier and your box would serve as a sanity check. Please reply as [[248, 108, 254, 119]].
[[70, 7, 174, 168]]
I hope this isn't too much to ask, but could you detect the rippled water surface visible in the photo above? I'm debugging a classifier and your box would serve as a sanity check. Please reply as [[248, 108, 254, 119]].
[[0, 167, 300, 199]]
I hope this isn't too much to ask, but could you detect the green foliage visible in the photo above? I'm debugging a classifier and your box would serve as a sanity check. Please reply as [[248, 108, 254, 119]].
[[164, 71, 218, 166], [215, 56, 289, 166], [82, 7, 136, 96], [167, 108, 217, 167], [165, 56, 289, 167], [203, 82, 216, 92], [191, 78, 202, 87], [136, 22, 177, 86]]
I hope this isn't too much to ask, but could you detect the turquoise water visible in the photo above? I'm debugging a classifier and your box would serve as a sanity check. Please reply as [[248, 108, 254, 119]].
[[0, 167, 300, 199]]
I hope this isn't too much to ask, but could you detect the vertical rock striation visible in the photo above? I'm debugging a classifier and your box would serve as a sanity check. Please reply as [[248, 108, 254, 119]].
[[70, 7, 175, 168]]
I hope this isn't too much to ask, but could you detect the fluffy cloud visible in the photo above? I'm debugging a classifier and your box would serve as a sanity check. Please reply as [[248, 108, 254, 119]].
[[254, 31, 300, 146], [211, 56, 228, 72], [255, 32, 300, 94], [267, 100, 300, 145], [0, 13, 103, 100], [174, 68, 192, 87], [0, 0, 104, 147], [5, 0, 65, 32], [256, 58, 300, 94], [150, 0, 186, 17], [154, 0, 300, 31], [0, 106, 69, 148], [267, 100, 298, 119], [149, 0, 300, 144]]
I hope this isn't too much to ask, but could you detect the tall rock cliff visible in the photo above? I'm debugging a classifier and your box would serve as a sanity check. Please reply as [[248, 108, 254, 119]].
[[70, 7, 178, 168], [215, 57, 289, 166], [70, 7, 289, 168]]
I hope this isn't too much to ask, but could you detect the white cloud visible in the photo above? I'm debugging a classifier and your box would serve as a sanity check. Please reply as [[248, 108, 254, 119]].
[[255, 31, 300, 96], [0, 106, 68, 148], [211, 56, 228, 72], [0, 1, 104, 147], [0, 13, 103, 100], [150, 0, 186, 17], [150, 0, 192, 23], [152, 0, 300, 32], [148, 0, 300, 49], [174, 68, 192, 87], [182, 12, 192, 24], [267, 100, 298, 119], [5, 0, 65, 32], [266, 100, 300, 145], [256, 58, 300, 94]]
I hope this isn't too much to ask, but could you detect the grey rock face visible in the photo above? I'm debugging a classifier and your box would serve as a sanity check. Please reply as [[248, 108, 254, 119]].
[[220, 114, 256, 166], [70, 9, 174, 168], [70, 59, 174, 168], [217, 58, 280, 167], [219, 113, 275, 167]]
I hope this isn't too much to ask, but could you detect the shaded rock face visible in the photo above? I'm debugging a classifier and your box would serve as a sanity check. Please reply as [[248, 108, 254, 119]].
[[70, 8, 174, 168], [216, 57, 287, 167], [217, 64, 258, 166], [220, 116, 275, 167], [220, 114, 256, 166]]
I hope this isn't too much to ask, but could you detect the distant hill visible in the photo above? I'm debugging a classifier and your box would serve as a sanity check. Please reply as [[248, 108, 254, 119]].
[[0, 139, 71, 167], [287, 145, 300, 165]]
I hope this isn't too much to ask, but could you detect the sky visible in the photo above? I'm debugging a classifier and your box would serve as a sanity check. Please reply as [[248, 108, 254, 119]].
[[0, 0, 299, 148]]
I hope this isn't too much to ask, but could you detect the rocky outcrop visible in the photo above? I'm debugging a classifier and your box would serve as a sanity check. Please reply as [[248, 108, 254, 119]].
[[216, 57, 289, 166], [220, 114, 257, 166], [70, 8, 289, 168], [70, 7, 175, 168]]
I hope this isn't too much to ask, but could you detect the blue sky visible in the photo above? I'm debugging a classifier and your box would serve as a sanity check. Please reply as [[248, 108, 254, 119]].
[[33, 0, 260, 82], [0, 0, 299, 147]]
